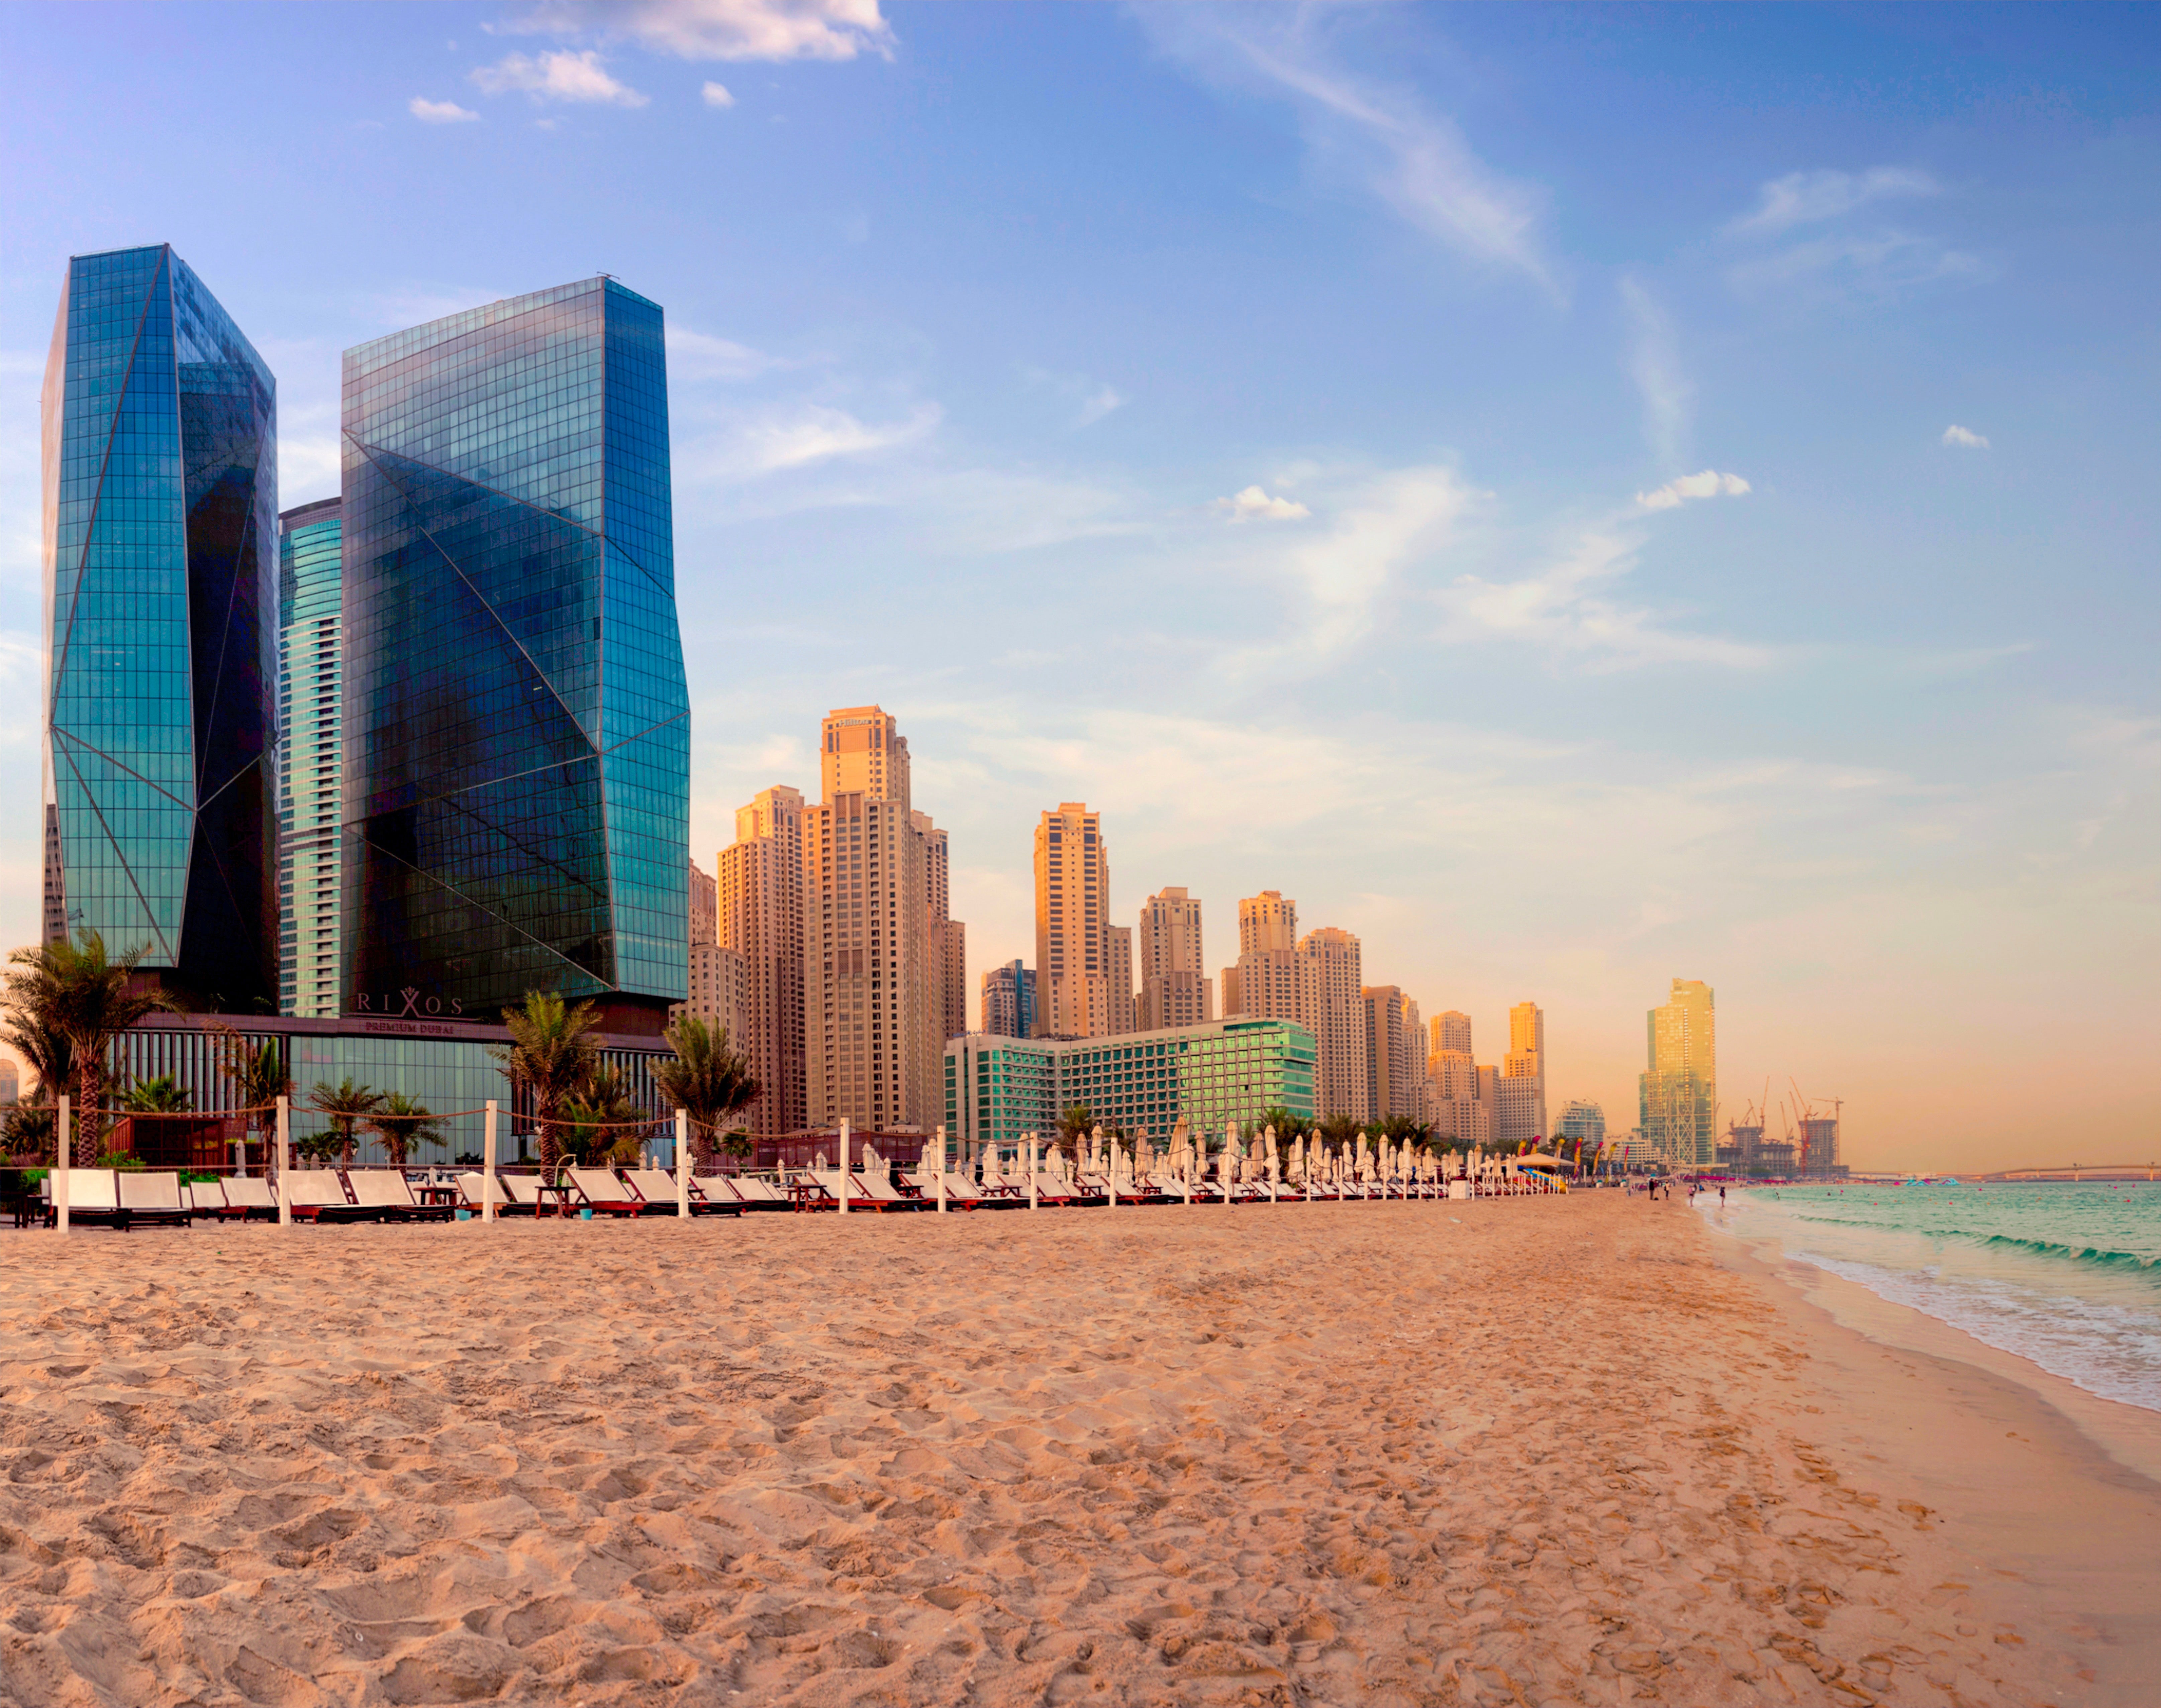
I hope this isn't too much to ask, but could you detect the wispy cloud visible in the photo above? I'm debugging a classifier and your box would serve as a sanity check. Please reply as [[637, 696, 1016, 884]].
[[1075, 385, 1124, 428], [701, 80, 736, 108], [1619, 277, 1689, 470], [1138, 10, 1554, 294], [1268, 466, 1477, 659], [410, 97, 481, 124], [472, 48, 648, 105], [666, 326, 781, 382], [508, 0, 893, 63], [1942, 424, 1990, 449], [698, 402, 941, 478], [1214, 485, 1310, 523], [1635, 469, 1750, 512], [1730, 166, 1939, 235]]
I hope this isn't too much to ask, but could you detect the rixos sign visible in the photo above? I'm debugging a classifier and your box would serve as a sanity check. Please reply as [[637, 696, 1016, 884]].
[[353, 986, 468, 1019]]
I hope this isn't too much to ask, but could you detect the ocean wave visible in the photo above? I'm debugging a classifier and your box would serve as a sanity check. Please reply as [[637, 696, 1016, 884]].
[[1976, 1233, 2160, 1273]]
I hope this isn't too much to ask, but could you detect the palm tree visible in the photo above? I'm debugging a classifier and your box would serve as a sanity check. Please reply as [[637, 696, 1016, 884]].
[[562, 1063, 650, 1169], [1258, 1105, 1304, 1143], [120, 1074, 192, 1112], [366, 1092, 446, 1168], [309, 1078, 383, 1168], [1056, 1103, 1095, 1147], [4, 1102, 55, 1165], [0, 1009, 72, 1108], [717, 1127, 754, 1171], [211, 1024, 292, 1171], [649, 1014, 759, 1168], [3, 933, 182, 1165], [491, 990, 601, 1170], [1319, 1111, 1361, 1148]]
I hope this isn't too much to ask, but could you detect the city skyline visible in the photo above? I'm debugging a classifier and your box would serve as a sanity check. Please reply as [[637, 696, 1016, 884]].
[[0, 5, 2153, 1170]]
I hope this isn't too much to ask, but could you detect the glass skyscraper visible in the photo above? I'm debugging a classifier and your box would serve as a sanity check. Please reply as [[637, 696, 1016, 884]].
[[278, 498, 343, 1017], [41, 244, 279, 1008], [340, 278, 689, 1030]]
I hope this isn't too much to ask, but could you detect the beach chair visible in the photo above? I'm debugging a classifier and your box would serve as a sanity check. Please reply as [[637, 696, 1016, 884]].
[[282, 1169, 358, 1223], [855, 1171, 922, 1212], [51, 1168, 121, 1228], [799, 1169, 880, 1211], [688, 1174, 747, 1214], [348, 1169, 452, 1222], [566, 1166, 646, 1216], [117, 1171, 192, 1228], [498, 1174, 549, 1214], [621, 1167, 685, 1213], [904, 1169, 987, 1209], [219, 1176, 276, 1220], [730, 1175, 792, 1211]]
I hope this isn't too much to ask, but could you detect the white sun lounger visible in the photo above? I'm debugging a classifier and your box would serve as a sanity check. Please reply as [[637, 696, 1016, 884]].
[[688, 1174, 747, 1212], [116, 1171, 191, 1226], [729, 1175, 791, 1210], [347, 1170, 450, 1221], [905, 1170, 989, 1208], [802, 1170, 880, 1210], [282, 1169, 357, 1221], [855, 1170, 921, 1210], [220, 1176, 277, 1218], [567, 1166, 645, 1215]]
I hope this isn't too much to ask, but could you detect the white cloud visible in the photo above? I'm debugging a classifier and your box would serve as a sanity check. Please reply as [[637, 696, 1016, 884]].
[[719, 402, 941, 476], [1075, 384, 1124, 428], [1137, 11, 1553, 294], [702, 80, 736, 107], [666, 326, 779, 381], [1942, 424, 1990, 450], [410, 97, 480, 124], [1619, 277, 1689, 470], [1635, 470, 1751, 512], [1215, 485, 1311, 523], [1727, 230, 1984, 296], [1264, 467, 1476, 660], [1731, 167, 1939, 235], [472, 49, 648, 105], [509, 0, 893, 62]]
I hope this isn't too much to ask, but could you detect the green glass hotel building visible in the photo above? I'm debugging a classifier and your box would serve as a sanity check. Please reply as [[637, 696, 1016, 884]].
[[945, 1018, 1318, 1152], [278, 497, 343, 1018]]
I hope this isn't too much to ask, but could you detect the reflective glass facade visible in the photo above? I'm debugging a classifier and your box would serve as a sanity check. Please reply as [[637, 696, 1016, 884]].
[[340, 279, 689, 1022], [279, 499, 343, 1017], [41, 245, 279, 1007], [945, 1018, 1318, 1150]]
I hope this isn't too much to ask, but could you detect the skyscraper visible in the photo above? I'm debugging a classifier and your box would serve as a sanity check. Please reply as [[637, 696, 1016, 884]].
[[1432, 1010, 1472, 1060], [688, 857, 716, 947], [716, 785, 806, 1137], [981, 959, 1036, 1038], [1299, 927, 1369, 1122], [1641, 978, 1716, 1166], [42, 244, 279, 1007], [1034, 804, 1112, 1037], [1220, 890, 1311, 1023], [1137, 886, 1213, 1031], [278, 498, 343, 1018], [1362, 984, 1418, 1120], [1497, 999, 1548, 1147], [340, 277, 689, 1029], [917, 810, 967, 1043], [805, 707, 946, 1130], [1105, 923, 1135, 1034]]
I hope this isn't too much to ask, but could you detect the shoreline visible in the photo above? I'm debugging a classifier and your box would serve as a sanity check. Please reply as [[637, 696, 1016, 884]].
[[2, 1193, 2152, 1705]]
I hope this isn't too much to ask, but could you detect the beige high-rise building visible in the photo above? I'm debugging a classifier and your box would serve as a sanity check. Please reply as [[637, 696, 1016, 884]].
[[1642, 978, 1716, 1166], [1220, 890, 1312, 1023], [680, 941, 749, 1051], [1362, 984, 1419, 1121], [1034, 804, 1113, 1038], [715, 784, 806, 1138], [1427, 1063, 1493, 1148], [689, 857, 716, 948], [1299, 927, 1369, 1123], [1432, 1010, 1472, 1059], [1137, 886, 1214, 1031], [916, 811, 968, 1044], [1105, 923, 1135, 1034], [1497, 999, 1549, 1146], [804, 707, 948, 1133]]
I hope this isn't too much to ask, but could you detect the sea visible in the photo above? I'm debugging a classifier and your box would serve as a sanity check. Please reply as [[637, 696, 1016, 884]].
[[1696, 1182, 2161, 1412]]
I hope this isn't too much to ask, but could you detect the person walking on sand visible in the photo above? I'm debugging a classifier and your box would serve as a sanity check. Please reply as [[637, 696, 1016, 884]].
[[1720, 1184, 1727, 1206]]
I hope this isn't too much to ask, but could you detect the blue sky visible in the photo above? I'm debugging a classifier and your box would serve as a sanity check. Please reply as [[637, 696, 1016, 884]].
[[2, 2, 2155, 1168]]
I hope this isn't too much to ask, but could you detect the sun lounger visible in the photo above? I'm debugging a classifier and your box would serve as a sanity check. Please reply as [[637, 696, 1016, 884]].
[[688, 1174, 747, 1213], [566, 1166, 645, 1215], [855, 1171, 921, 1211], [348, 1170, 452, 1222], [218, 1176, 277, 1219], [797, 1169, 881, 1210], [904, 1170, 990, 1208], [282, 1169, 359, 1222], [116, 1170, 192, 1227], [728, 1175, 792, 1211]]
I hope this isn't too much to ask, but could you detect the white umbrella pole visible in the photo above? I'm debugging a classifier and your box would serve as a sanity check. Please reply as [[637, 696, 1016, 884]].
[[837, 1116, 851, 1215], [936, 1124, 948, 1213], [676, 1109, 690, 1218], [1027, 1133, 1039, 1210], [276, 1096, 291, 1227], [482, 1099, 498, 1223], [54, 1095, 69, 1234]]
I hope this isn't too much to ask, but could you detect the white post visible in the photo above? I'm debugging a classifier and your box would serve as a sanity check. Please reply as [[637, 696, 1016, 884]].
[[935, 1124, 948, 1213], [676, 1109, 690, 1218], [275, 1095, 291, 1226], [1107, 1137, 1117, 1211], [482, 1100, 499, 1223], [54, 1095, 70, 1233], [1027, 1133, 1039, 1210], [837, 1117, 850, 1215]]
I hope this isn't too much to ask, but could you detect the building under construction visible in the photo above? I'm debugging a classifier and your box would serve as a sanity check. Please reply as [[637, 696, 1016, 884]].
[[1715, 1079, 1845, 1178]]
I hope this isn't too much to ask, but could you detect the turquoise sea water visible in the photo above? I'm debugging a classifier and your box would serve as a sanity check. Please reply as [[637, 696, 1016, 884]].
[[1698, 1182, 2161, 1411]]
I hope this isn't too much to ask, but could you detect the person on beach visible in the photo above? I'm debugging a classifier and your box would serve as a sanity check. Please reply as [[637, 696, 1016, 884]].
[[1720, 1184, 1727, 1205]]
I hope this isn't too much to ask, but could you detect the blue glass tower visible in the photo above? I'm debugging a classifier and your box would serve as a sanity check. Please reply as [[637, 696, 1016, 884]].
[[340, 279, 689, 1030], [41, 244, 280, 1008], [279, 498, 343, 1018]]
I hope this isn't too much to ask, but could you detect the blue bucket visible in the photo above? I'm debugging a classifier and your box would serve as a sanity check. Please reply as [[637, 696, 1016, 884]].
[[580, 1206, 593, 1220]]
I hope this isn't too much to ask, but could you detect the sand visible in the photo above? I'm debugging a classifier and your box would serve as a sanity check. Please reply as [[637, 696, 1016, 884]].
[[1, 1192, 2152, 1706]]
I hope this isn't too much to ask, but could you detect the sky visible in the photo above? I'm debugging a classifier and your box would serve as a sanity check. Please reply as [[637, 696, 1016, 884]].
[[1, 1, 2155, 1172]]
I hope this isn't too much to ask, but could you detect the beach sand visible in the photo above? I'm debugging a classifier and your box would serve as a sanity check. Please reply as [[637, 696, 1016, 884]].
[[1, 1192, 2152, 1706]]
